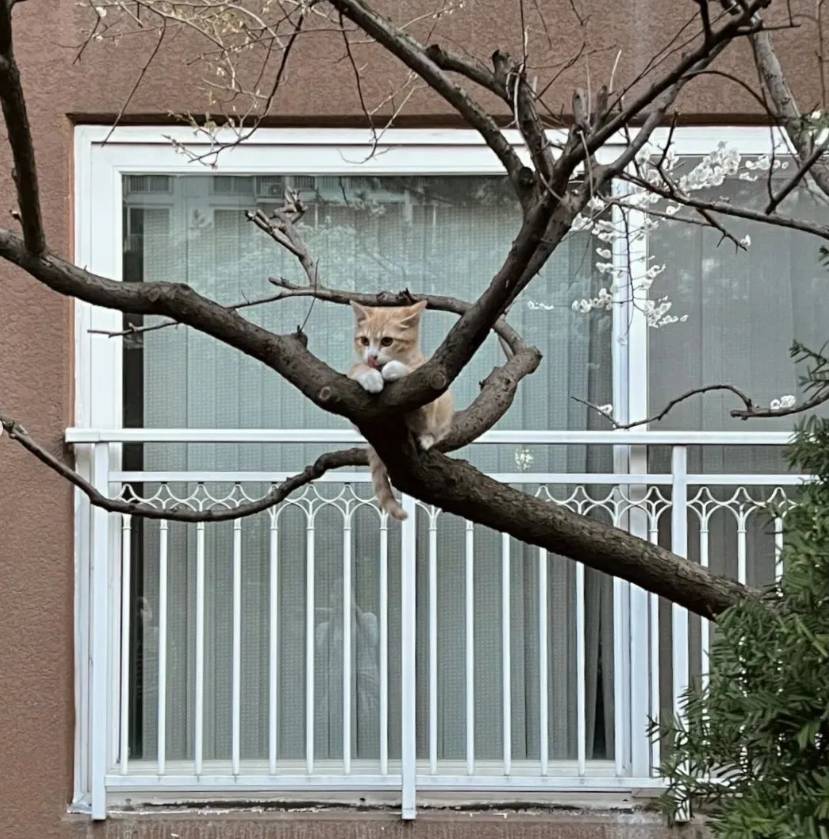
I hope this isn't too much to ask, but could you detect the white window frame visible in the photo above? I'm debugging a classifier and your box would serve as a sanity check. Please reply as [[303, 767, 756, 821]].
[[71, 124, 789, 816]]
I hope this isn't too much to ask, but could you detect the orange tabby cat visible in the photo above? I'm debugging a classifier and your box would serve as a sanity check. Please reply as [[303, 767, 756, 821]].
[[349, 300, 454, 521]]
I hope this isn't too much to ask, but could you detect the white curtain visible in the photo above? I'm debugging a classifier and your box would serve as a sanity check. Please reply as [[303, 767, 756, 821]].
[[122, 174, 615, 766]]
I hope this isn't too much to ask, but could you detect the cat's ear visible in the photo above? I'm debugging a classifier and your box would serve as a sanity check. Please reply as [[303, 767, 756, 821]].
[[398, 300, 428, 329], [350, 301, 370, 323]]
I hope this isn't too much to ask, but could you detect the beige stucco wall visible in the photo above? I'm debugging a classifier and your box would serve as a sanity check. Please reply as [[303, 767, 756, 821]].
[[0, 1, 823, 836]]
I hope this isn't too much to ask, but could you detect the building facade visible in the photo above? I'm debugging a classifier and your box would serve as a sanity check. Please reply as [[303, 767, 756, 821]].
[[1, 2, 827, 837]]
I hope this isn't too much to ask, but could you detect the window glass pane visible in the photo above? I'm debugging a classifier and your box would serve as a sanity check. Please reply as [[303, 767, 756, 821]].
[[648, 162, 828, 436], [646, 159, 826, 707], [122, 173, 616, 771]]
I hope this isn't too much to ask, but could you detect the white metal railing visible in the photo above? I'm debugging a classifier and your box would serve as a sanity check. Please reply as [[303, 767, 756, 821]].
[[66, 428, 804, 820]]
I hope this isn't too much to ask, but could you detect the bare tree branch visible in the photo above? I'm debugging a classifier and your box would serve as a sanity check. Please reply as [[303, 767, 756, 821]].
[[266, 278, 525, 350], [325, 0, 535, 205], [247, 196, 319, 286], [573, 385, 758, 430], [0, 411, 362, 522], [765, 138, 829, 213], [623, 173, 829, 241], [574, 0, 770, 167]]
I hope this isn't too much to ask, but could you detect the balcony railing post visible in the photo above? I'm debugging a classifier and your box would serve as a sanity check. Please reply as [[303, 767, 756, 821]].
[[90, 442, 111, 819], [670, 445, 690, 821], [400, 494, 418, 820]]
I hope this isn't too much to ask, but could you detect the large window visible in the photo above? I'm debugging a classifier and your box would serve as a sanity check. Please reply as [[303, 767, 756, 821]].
[[72, 128, 827, 809]]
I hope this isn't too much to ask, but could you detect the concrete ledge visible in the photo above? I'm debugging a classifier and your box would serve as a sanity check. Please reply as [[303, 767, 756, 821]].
[[64, 806, 709, 839]]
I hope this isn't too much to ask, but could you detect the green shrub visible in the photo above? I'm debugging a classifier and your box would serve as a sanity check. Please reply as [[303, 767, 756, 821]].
[[659, 416, 829, 839]]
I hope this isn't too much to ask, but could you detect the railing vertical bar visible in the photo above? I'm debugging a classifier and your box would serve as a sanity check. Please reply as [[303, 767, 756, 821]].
[[648, 521, 661, 774], [774, 516, 784, 581], [119, 514, 131, 776], [157, 519, 168, 777], [268, 516, 279, 775], [538, 548, 548, 776], [629, 581, 650, 778], [194, 522, 205, 777], [305, 517, 315, 775], [428, 518, 438, 775], [465, 520, 475, 776], [501, 533, 511, 776], [626, 480, 652, 779], [379, 517, 389, 776], [699, 526, 710, 693], [400, 495, 418, 820], [231, 519, 242, 777], [737, 519, 747, 586], [612, 575, 625, 777], [342, 514, 352, 775], [671, 447, 690, 822], [576, 561, 586, 777], [90, 442, 111, 819]]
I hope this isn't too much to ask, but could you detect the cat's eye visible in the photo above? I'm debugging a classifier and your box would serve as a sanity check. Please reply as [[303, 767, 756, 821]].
[[380, 336, 394, 347], [358, 336, 369, 346]]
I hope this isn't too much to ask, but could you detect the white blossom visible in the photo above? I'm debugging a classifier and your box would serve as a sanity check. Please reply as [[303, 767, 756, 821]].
[[514, 447, 534, 472], [587, 195, 606, 213], [771, 395, 796, 411]]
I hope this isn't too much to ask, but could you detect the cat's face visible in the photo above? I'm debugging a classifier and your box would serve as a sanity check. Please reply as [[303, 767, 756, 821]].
[[351, 300, 426, 369]]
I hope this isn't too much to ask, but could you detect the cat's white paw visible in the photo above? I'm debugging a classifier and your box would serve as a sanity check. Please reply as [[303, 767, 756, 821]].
[[418, 433, 436, 451], [381, 360, 409, 381], [357, 369, 384, 393]]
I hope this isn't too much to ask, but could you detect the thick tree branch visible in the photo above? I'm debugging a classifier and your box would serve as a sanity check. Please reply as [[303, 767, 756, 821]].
[[369, 430, 751, 620], [88, 291, 289, 339], [0, 226, 381, 420], [752, 29, 829, 200], [0, 0, 44, 254], [423, 43, 507, 100], [262, 278, 544, 442], [442, 345, 542, 448]]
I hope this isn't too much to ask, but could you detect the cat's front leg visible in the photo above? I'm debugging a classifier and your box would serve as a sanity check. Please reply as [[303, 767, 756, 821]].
[[350, 364, 384, 394], [381, 360, 410, 381]]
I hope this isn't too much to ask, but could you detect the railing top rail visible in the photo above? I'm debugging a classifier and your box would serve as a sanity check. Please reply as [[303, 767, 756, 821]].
[[65, 428, 797, 446]]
